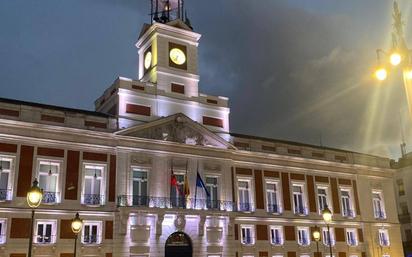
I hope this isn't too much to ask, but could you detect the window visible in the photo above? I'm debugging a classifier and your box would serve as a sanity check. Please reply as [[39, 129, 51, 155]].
[[297, 227, 310, 246], [400, 202, 409, 215], [378, 229, 390, 246], [0, 219, 6, 244], [132, 168, 148, 206], [293, 185, 307, 215], [341, 189, 355, 218], [170, 173, 185, 208], [270, 226, 283, 245], [82, 221, 102, 245], [240, 225, 254, 245], [266, 181, 281, 214], [206, 177, 219, 210], [317, 186, 330, 213], [372, 191, 386, 219], [82, 164, 105, 206], [35, 220, 56, 244], [38, 160, 60, 204], [397, 179, 405, 196], [349, 255, 359, 257], [273, 255, 283, 257], [382, 255, 390, 257], [322, 227, 335, 246], [0, 158, 14, 201], [0, 157, 13, 201], [238, 180, 252, 212], [346, 228, 358, 246], [300, 255, 310, 257]]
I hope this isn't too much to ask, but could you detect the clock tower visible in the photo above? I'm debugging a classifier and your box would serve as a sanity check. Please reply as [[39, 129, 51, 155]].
[[136, 0, 200, 98], [95, 0, 230, 135]]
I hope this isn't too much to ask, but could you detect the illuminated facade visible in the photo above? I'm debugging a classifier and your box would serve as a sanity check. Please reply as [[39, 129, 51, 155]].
[[0, 1, 404, 257]]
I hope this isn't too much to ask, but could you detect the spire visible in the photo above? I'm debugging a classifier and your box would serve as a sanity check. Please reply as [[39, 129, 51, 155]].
[[392, 1, 407, 49]]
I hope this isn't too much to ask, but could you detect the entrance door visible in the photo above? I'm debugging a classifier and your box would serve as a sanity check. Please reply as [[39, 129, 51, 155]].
[[165, 232, 192, 257]]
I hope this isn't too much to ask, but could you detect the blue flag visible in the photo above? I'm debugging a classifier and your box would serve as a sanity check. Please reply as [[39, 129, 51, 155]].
[[196, 172, 210, 197]]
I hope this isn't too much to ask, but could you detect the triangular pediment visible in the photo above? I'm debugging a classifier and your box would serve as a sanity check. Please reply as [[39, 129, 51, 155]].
[[115, 113, 234, 149]]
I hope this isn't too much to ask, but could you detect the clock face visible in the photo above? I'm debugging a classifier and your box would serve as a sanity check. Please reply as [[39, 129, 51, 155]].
[[144, 51, 152, 70], [169, 48, 186, 65]]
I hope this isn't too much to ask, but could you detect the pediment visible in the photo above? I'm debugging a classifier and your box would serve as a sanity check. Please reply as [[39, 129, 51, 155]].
[[115, 114, 234, 149]]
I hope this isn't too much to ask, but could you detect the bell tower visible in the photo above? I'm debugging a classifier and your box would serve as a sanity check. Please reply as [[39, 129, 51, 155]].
[[136, 0, 200, 98]]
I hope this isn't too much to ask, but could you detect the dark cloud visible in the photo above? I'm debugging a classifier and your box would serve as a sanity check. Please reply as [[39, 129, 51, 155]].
[[1, 0, 412, 158]]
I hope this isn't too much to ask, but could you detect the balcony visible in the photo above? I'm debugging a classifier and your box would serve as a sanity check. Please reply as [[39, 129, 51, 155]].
[[237, 202, 254, 212], [42, 191, 59, 204], [82, 235, 101, 245], [294, 206, 308, 216], [342, 209, 355, 218], [82, 194, 104, 206], [35, 235, 56, 245], [267, 204, 281, 214], [271, 237, 283, 246], [0, 189, 11, 201], [374, 210, 386, 220], [117, 195, 235, 211]]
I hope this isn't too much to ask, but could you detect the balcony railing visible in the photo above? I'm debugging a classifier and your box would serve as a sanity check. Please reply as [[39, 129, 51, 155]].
[[117, 195, 236, 211], [374, 210, 386, 219], [82, 235, 101, 245], [347, 239, 358, 246], [268, 204, 281, 214], [271, 238, 283, 245], [0, 189, 11, 201], [82, 194, 104, 206], [298, 238, 310, 246], [294, 206, 308, 215], [241, 236, 254, 245], [35, 235, 56, 244], [238, 202, 253, 212], [342, 209, 355, 218], [42, 191, 59, 204]]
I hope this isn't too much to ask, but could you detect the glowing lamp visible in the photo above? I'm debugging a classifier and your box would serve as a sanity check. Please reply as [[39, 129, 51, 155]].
[[390, 52, 402, 66], [405, 69, 412, 80], [27, 179, 43, 208], [313, 226, 321, 241], [322, 206, 333, 223], [71, 213, 83, 234], [375, 67, 387, 81]]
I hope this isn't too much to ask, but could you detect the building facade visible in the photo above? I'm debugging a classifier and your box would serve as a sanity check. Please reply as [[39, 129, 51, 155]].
[[0, 1, 405, 257]]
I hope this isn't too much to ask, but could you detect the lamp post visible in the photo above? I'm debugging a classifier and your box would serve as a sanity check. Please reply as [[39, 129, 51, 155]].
[[312, 225, 321, 257], [26, 179, 43, 257], [71, 213, 83, 257], [374, 2, 412, 122], [322, 205, 333, 257]]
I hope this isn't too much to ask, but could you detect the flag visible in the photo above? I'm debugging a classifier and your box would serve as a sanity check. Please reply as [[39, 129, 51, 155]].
[[184, 160, 190, 198], [196, 172, 210, 197], [184, 174, 190, 197], [170, 164, 181, 195]]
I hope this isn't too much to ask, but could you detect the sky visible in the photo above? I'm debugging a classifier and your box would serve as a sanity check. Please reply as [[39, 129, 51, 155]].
[[1, 0, 412, 158]]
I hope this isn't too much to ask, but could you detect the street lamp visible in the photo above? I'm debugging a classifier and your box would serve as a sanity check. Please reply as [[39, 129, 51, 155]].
[[26, 179, 43, 257], [373, 2, 412, 119], [71, 213, 83, 257], [312, 225, 321, 257], [322, 205, 333, 257]]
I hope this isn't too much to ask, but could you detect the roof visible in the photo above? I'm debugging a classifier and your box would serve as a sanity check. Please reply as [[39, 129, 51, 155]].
[[230, 132, 388, 159], [0, 97, 111, 118]]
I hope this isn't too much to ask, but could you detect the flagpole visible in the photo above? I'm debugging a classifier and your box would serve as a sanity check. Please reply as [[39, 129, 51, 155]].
[[195, 161, 198, 209]]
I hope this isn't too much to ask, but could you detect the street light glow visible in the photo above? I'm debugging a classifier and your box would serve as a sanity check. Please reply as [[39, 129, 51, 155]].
[[405, 69, 412, 80], [390, 52, 402, 66], [375, 67, 388, 81]]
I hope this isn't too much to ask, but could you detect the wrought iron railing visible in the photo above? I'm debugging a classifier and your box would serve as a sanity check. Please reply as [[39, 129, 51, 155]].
[[238, 202, 253, 212], [374, 210, 386, 219], [271, 237, 283, 245], [294, 206, 308, 215], [342, 209, 355, 218], [82, 194, 104, 206], [81, 235, 101, 245], [268, 204, 281, 214], [35, 234, 56, 244], [0, 189, 11, 201], [117, 195, 236, 211], [42, 191, 59, 204]]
